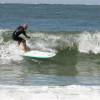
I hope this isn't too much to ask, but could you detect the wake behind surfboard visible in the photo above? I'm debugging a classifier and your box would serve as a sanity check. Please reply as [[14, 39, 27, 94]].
[[23, 50, 56, 59]]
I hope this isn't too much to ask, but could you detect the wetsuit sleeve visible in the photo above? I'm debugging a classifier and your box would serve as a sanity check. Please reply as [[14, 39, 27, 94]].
[[23, 31, 30, 38]]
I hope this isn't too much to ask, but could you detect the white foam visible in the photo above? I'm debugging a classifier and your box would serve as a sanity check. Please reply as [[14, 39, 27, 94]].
[[0, 29, 8, 44], [78, 32, 100, 54], [0, 29, 9, 34], [28, 32, 58, 52], [30, 32, 100, 54], [0, 41, 23, 64], [0, 85, 99, 100]]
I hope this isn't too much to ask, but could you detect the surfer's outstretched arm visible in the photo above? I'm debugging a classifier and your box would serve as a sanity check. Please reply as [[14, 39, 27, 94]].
[[23, 31, 30, 38]]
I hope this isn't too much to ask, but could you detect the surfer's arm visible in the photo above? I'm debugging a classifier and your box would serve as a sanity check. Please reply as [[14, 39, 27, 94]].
[[23, 31, 30, 38]]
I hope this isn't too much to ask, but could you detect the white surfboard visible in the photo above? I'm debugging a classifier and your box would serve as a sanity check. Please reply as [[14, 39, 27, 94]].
[[23, 50, 56, 59]]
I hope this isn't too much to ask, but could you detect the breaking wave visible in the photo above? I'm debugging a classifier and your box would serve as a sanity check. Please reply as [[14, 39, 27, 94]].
[[0, 29, 100, 64]]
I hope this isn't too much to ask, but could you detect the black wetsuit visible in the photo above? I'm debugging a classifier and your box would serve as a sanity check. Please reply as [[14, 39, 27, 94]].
[[12, 26, 29, 42]]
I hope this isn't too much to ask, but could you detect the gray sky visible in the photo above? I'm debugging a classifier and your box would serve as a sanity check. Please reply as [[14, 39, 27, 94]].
[[0, 0, 100, 5]]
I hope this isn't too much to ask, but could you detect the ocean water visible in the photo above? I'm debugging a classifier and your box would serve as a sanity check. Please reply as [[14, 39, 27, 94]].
[[0, 4, 100, 100]]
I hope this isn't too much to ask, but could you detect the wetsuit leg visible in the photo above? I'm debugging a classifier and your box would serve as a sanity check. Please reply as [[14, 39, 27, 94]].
[[17, 37, 25, 45], [12, 36, 25, 45], [12, 36, 30, 52]]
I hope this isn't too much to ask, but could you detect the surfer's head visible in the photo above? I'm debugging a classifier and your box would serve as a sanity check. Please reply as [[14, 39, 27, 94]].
[[23, 24, 28, 30]]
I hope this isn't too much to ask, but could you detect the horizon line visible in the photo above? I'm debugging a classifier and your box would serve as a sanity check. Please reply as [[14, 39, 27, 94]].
[[0, 2, 100, 6]]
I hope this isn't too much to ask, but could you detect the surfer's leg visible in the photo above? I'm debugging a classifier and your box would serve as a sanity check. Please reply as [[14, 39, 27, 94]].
[[20, 39, 30, 52], [13, 36, 30, 53], [17, 37, 26, 52], [22, 39, 30, 51]]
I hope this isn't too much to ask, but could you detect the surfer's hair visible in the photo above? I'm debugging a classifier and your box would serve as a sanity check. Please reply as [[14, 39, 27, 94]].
[[23, 24, 28, 30]]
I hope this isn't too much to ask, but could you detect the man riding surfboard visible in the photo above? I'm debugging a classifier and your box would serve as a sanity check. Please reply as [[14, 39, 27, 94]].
[[12, 24, 30, 53]]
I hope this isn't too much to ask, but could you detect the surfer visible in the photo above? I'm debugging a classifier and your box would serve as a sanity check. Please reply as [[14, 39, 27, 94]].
[[12, 24, 30, 52]]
